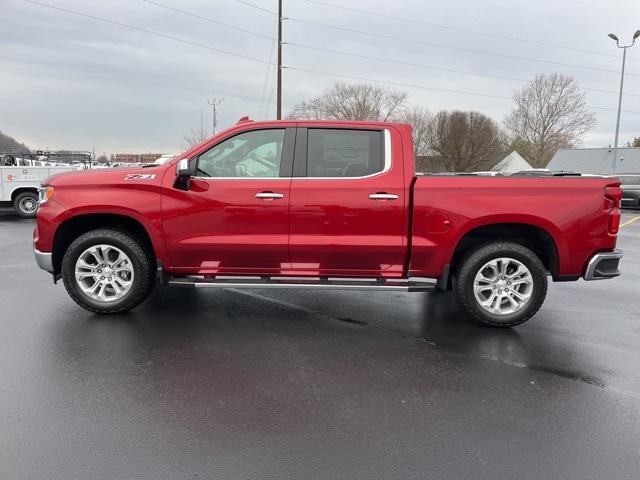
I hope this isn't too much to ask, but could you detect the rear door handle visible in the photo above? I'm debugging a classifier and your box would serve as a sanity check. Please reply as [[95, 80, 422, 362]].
[[369, 193, 399, 200], [255, 192, 284, 199]]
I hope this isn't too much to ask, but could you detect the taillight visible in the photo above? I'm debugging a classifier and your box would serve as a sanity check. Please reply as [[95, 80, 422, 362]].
[[604, 185, 622, 234], [609, 209, 621, 234], [604, 186, 622, 207]]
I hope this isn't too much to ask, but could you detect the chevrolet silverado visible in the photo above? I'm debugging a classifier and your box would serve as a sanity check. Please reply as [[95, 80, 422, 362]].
[[33, 118, 623, 327]]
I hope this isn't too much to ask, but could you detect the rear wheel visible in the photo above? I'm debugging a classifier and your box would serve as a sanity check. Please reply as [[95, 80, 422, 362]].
[[61, 229, 155, 313], [13, 191, 39, 218], [454, 242, 547, 327]]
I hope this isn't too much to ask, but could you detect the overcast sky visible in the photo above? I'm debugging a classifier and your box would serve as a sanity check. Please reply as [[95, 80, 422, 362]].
[[2, 0, 640, 155]]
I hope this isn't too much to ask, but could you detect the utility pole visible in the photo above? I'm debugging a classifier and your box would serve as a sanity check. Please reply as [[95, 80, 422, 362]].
[[608, 30, 639, 174], [276, 0, 283, 120], [207, 97, 224, 135]]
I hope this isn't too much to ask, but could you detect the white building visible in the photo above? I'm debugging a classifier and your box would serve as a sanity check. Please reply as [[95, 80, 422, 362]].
[[490, 151, 533, 174]]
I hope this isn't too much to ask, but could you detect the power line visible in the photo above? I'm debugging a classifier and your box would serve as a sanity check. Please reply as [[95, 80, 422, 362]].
[[265, 77, 277, 117], [286, 41, 530, 82], [140, 0, 638, 103], [132, 0, 640, 101], [135, 0, 640, 101], [299, 0, 625, 61], [234, 0, 275, 15], [141, 0, 281, 117], [591, 105, 640, 115], [287, 66, 513, 100], [24, 0, 640, 115], [286, 41, 640, 98], [287, 66, 640, 115], [286, 17, 640, 78], [259, 15, 279, 118], [24, 0, 273, 65], [140, 0, 273, 40]]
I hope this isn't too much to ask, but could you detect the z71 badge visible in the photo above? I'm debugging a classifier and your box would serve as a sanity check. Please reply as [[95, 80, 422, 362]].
[[124, 174, 156, 180]]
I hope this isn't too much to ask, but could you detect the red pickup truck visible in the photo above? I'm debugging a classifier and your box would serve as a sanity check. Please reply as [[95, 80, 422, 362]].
[[34, 118, 623, 327]]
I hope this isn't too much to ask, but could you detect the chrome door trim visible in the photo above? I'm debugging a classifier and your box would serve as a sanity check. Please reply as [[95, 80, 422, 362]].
[[255, 192, 284, 199], [369, 193, 399, 200]]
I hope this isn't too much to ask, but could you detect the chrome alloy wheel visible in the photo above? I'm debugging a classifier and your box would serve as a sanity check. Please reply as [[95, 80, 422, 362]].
[[473, 257, 534, 315], [75, 244, 134, 303]]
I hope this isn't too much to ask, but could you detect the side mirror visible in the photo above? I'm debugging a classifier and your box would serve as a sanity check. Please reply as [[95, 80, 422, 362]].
[[174, 158, 191, 191], [177, 158, 190, 175]]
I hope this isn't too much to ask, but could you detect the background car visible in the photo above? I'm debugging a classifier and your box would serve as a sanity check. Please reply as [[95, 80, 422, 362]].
[[619, 174, 640, 208]]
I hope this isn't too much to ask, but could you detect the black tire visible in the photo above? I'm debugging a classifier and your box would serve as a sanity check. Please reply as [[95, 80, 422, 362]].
[[453, 242, 548, 327], [13, 191, 39, 218], [61, 229, 155, 314]]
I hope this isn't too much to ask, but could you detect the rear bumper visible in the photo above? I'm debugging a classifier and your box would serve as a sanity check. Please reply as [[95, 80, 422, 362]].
[[34, 249, 54, 273], [584, 250, 623, 280]]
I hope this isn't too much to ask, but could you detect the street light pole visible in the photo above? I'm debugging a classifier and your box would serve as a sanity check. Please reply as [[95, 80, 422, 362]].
[[608, 30, 640, 174], [276, 0, 283, 120]]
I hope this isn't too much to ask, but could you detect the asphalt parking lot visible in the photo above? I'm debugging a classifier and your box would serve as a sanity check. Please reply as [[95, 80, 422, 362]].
[[1, 210, 639, 479]]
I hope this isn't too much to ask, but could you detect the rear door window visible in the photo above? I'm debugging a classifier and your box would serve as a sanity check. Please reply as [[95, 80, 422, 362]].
[[306, 129, 383, 178]]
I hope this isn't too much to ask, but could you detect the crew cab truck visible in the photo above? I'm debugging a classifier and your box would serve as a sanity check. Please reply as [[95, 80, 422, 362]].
[[34, 119, 623, 327]]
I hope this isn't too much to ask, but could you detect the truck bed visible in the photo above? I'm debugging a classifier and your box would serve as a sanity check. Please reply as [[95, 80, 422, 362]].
[[410, 175, 620, 279]]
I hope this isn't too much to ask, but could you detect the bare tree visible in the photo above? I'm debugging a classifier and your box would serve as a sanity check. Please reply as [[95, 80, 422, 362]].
[[426, 110, 506, 172], [627, 136, 640, 147], [504, 73, 596, 167], [287, 81, 408, 121], [395, 106, 432, 157], [182, 126, 210, 149]]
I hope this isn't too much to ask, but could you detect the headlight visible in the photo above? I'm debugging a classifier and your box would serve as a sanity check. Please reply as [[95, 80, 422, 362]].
[[38, 186, 55, 204]]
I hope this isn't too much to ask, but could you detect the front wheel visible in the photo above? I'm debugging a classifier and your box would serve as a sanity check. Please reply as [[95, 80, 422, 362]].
[[61, 229, 155, 314], [13, 191, 39, 218], [454, 242, 548, 327]]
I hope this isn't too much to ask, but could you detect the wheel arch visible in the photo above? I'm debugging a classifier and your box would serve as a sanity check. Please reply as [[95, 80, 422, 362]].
[[10, 186, 38, 202], [450, 222, 560, 283], [52, 213, 157, 275]]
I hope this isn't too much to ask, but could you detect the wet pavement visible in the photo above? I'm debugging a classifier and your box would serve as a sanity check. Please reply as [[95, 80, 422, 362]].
[[1, 209, 639, 479]]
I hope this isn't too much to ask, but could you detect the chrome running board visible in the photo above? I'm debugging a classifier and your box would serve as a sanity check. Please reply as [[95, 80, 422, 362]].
[[168, 275, 437, 292]]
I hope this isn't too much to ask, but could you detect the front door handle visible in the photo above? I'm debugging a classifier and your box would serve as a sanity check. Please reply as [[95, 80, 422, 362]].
[[255, 192, 284, 199], [369, 192, 399, 200]]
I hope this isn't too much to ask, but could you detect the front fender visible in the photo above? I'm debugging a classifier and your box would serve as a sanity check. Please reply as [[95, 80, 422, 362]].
[[35, 185, 169, 267]]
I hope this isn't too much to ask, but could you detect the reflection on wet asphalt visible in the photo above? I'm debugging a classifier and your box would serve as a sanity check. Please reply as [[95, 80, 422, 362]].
[[1, 210, 640, 479]]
